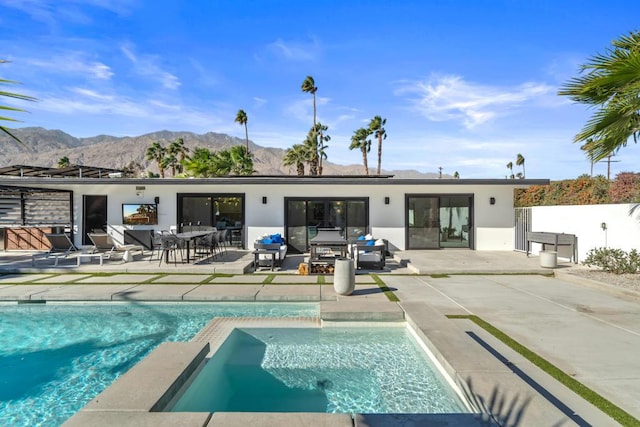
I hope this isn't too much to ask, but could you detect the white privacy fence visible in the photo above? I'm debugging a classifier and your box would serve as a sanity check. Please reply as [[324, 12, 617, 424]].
[[521, 204, 640, 263]]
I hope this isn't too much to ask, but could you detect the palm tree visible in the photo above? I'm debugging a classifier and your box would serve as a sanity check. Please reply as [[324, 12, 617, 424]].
[[228, 145, 255, 175], [313, 122, 330, 175], [57, 156, 70, 168], [302, 129, 320, 175], [168, 137, 189, 175], [349, 127, 372, 175], [183, 147, 216, 177], [283, 144, 309, 176], [515, 153, 525, 178], [301, 75, 317, 127], [558, 31, 640, 161], [234, 109, 249, 153], [368, 116, 387, 175], [506, 161, 514, 179], [1, 60, 37, 145], [581, 138, 596, 176], [145, 141, 167, 178], [160, 152, 177, 176]]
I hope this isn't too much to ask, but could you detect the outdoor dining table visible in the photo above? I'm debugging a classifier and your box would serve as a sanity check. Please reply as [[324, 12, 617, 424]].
[[174, 230, 213, 263]]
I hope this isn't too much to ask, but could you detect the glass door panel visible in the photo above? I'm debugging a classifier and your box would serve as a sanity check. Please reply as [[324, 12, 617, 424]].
[[327, 201, 347, 236], [306, 201, 325, 242], [345, 200, 366, 239], [214, 197, 242, 229], [407, 196, 439, 249], [287, 200, 307, 253], [181, 196, 213, 231], [82, 195, 107, 245], [439, 196, 471, 248]]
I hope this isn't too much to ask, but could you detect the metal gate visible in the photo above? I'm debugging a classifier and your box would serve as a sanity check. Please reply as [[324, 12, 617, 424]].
[[514, 207, 531, 252]]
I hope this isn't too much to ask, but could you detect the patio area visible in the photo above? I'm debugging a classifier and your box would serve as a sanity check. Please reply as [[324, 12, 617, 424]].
[[0, 247, 557, 275]]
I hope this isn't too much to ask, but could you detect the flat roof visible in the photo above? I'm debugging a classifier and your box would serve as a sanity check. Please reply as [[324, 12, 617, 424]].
[[0, 175, 550, 186]]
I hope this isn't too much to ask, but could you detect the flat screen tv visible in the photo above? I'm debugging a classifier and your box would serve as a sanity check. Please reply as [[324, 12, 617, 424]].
[[122, 203, 158, 225]]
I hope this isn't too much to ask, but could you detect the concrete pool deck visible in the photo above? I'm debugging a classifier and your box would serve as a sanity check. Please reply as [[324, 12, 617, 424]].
[[0, 250, 638, 426]]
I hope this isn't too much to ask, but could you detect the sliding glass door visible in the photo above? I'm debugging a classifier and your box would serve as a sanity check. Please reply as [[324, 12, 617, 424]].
[[406, 195, 473, 249], [285, 198, 368, 253], [177, 193, 245, 246]]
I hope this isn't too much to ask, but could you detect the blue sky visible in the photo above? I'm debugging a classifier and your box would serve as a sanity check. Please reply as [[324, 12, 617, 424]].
[[2, 0, 639, 179]]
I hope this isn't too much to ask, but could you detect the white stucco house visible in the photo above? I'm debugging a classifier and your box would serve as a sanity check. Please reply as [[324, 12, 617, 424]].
[[0, 168, 548, 253]]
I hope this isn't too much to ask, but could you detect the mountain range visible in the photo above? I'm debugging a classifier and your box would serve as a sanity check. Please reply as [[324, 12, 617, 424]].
[[0, 127, 440, 178]]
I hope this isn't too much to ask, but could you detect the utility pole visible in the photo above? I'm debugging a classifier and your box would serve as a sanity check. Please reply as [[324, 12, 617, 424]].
[[605, 154, 621, 181]]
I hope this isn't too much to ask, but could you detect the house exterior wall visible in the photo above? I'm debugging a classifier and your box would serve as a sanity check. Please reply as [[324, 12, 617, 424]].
[[530, 204, 640, 261], [3, 178, 538, 251]]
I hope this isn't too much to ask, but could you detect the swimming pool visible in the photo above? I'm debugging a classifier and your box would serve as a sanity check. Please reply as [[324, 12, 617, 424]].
[[169, 326, 468, 414], [0, 302, 318, 427]]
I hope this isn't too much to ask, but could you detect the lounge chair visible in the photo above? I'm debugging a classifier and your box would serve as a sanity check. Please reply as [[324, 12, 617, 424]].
[[32, 233, 78, 266], [88, 233, 143, 261]]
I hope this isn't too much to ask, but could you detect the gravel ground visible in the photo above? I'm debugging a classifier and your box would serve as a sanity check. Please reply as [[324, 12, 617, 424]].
[[565, 267, 640, 293]]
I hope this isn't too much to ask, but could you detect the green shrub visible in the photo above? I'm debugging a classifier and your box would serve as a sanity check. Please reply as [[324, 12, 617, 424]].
[[583, 247, 640, 274]]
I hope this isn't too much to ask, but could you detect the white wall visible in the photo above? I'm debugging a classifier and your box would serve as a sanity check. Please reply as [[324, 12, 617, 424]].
[[33, 180, 525, 251], [530, 204, 640, 262]]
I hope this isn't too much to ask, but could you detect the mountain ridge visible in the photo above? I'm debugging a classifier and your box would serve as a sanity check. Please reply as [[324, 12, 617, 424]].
[[0, 127, 441, 178]]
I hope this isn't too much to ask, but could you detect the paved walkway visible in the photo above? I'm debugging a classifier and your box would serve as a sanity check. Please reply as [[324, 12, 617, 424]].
[[385, 274, 640, 424]]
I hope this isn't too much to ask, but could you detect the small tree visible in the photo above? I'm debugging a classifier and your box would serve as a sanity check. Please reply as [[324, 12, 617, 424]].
[[57, 157, 71, 168]]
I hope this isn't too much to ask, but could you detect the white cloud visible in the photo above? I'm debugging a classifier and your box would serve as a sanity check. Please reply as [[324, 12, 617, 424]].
[[27, 54, 113, 80], [253, 97, 267, 108], [396, 74, 553, 129], [265, 37, 320, 61], [120, 43, 181, 89], [2, 0, 134, 26]]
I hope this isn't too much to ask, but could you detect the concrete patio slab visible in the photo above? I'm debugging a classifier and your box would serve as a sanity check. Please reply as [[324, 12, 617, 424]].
[[257, 284, 320, 301], [183, 284, 263, 301], [0, 284, 63, 300], [36, 284, 139, 301], [151, 274, 212, 283], [320, 300, 404, 322], [320, 285, 338, 301], [63, 412, 211, 427], [208, 275, 266, 284], [0, 273, 53, 283], [324, 274, 376, 284], [77, 274, 159, 283], [320, 284, 389, 302], [112, 285, 201, 300], [33, 274, 93, 283], [269, 275, 319, 284], [208, 412, 352, 427]]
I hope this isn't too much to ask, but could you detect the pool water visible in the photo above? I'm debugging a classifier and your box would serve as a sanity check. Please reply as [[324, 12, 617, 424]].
[[169, 327, 467, 414], [0, 302, 318, 427]]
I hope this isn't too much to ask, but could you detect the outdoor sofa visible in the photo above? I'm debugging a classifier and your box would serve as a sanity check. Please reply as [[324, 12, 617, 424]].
[[253, 234, 288, 268]]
